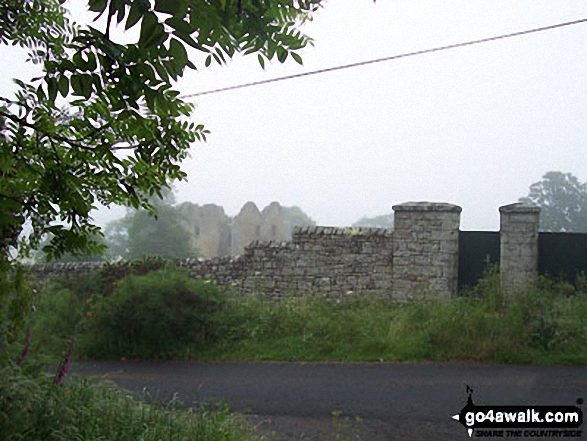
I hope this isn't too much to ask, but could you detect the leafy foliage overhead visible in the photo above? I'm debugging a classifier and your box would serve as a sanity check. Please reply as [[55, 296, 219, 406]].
[[519, 171, 587, 233], [0, 0, 323, 261]]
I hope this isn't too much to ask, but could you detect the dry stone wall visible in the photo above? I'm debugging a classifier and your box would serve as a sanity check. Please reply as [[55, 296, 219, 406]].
[[27, 202, 545, 300], [28, 226, 395, 300], [178, 226, 394, 299]]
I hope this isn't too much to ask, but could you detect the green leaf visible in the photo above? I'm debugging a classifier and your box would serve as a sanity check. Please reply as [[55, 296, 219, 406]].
[[70, 75, 83, 96], [258, 54, 265, 69], [58, 75, 69, 97], [36, 84, 46, 101], [163, 59, 179, 81], [277, 47, 288, 63], [114, 0, 126, 24], [126, 0, 149, 30], [169, 38, 188, 67], [73, 51, 84, 69], [291, 52, 303, 65], [205, 54, 212, 67], [135, 64, 157, 82], [139, 12, 159, 47], [88, 0, 107, 14], [152, 61, 170, 83], [86, 51, 97, 71], [47, 76, 58, 103], [215, 47, 226, 64], [166, 17, 192, 35], [80, 74, 94, 98], [92, 74, 103, 92], [174, 30, 201, 51], [186, 59, 196, 70], [155, 0, 181, 15]]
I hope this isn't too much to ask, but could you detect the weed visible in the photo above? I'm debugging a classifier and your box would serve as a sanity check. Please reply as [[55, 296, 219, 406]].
[[0, 363, 262, 441], [331, 410, 362, 441], [27, 266, 587, 364]]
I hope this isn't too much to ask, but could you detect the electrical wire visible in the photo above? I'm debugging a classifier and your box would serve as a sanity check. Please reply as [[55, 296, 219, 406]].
[[180, 17, 587, 99]]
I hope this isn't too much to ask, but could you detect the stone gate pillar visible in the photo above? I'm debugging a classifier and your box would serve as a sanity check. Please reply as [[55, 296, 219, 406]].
[[391, 202, 461, 300], [499, 203, 540, 295]]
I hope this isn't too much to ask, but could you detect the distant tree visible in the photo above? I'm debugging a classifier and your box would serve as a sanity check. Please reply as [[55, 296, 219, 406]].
[[519, 171, 587, 232], [105, 191, 196, 259], [282, 206, 316, 231], [352, 213, 394, 228], [33, 233, 105, 263]]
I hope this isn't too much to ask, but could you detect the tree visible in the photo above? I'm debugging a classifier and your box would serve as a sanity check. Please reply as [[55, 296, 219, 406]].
[[32, 233, 106, 263], [352, 213, 394, 228], [282, 205, 316, 231], [0, 0, 324, 352], [519, 171, 587, 232], [104, 190, 196, 260], [0, 0, 323, 263]]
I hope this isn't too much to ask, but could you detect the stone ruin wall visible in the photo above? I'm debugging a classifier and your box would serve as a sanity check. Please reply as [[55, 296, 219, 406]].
[[30, 226, 395, 300], [179, 226, 395, 299], [27, 202, 542, 300], [178, 201, 293, 259]]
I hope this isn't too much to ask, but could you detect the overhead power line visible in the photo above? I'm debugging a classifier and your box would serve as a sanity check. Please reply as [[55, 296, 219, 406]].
[[180, 17, 587, 99]]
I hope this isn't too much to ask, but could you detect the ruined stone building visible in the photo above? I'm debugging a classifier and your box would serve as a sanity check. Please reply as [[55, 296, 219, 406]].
[[178, 201, 293, 258]]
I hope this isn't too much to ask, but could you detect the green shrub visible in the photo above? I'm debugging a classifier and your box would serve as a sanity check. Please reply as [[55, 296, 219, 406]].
[[28, 284, 86, 358], [0, 363, 261, 441], [200, 275, 587, 364], [1, 262, 34, 360], [97, 257, 167, 296], [24, 261, 587, 364], [82, 264, 225, 359]]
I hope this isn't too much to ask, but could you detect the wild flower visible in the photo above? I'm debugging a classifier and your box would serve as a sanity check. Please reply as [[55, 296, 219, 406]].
[[16, 328, 31, 365], [54, 338, 75, 385]]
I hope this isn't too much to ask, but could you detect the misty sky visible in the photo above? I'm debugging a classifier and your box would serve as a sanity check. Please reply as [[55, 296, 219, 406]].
[[3, 1, 587, 230]]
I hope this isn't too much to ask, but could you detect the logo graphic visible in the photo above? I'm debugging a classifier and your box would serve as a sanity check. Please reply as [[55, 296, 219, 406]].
[[451, 385, 583, 438]]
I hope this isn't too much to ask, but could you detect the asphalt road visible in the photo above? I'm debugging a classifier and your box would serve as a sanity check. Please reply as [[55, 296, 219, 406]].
[[71, 361, 587, 440]]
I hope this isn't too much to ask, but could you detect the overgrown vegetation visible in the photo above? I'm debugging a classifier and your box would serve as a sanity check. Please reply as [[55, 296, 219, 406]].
[[1, 262, 264, 441], [0, 363, 262, 441], [1, 1, 326, 439], [26, 265, 587, 364], [6, 264, 586, 439]]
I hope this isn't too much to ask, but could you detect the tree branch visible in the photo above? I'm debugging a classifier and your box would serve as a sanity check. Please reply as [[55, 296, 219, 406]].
[[0, 110, 131, 152]]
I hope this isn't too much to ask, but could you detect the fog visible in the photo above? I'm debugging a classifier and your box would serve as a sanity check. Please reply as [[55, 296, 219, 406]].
[[4, 0, 587, 231]]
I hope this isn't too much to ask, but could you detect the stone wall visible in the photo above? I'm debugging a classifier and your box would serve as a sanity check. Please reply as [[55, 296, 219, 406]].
[[27, 201, 546, 301], [499, 203, 540, 295], [28, 226, 394, 300], [392, 202, 461, 300], [163, 226, 393, 300]]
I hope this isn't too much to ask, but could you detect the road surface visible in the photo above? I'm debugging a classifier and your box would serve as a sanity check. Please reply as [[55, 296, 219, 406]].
[[71, 361, 587, 440]]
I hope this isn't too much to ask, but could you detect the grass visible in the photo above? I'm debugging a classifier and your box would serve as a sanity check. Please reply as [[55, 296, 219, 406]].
[[26, 265, 587, 365], [0, 362, 263, 441], [7, 266, 587, 440], [193, 276, 587, 365]]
